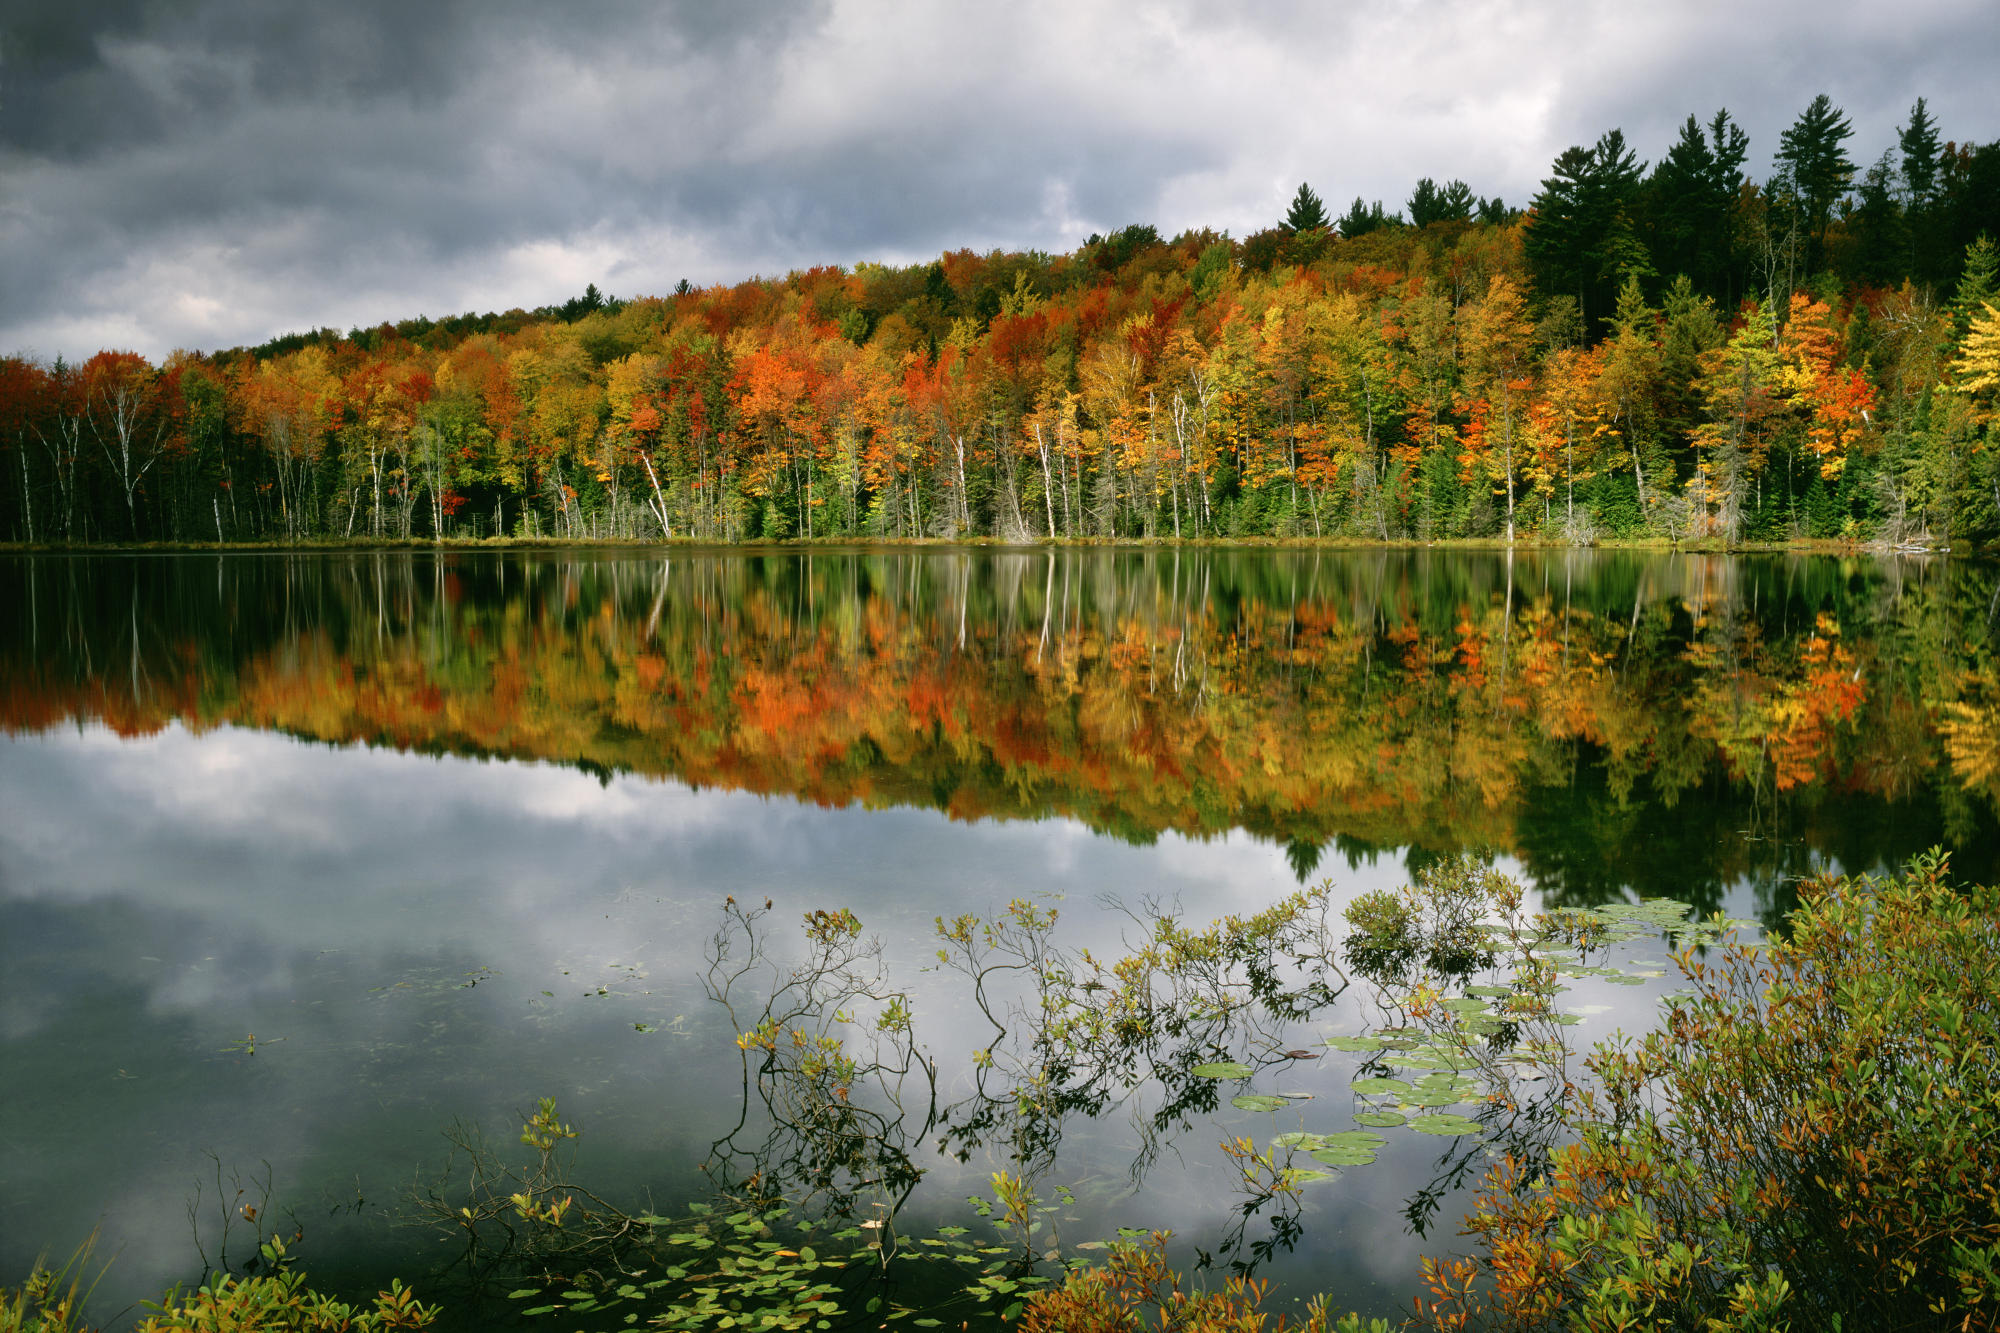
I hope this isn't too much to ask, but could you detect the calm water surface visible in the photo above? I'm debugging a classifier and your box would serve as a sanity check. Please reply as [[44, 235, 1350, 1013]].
[[2, 548, 1996, 1326]]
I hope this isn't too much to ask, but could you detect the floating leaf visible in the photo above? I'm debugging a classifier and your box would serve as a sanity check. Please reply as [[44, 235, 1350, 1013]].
[[1310, 1145, 1377, 1167], [1192, 1061, 1255, 1080], [1283, 1168, 1338, 1184], [1351, 1077, 1411, 1096], [1384, 1055, 1450, 1071], [1231, 1094, 1292, 1113], [1353, 1110, 1407, 1128], [1324, 1035, 1384, 1052], [1409, 1114, 1481, 1135]]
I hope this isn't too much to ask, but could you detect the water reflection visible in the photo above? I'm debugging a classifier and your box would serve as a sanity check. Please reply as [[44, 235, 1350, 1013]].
[[4, 548, 1996, 907], [2, 548, 1997, 1325]]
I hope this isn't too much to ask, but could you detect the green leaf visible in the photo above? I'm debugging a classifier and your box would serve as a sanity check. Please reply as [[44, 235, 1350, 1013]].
[[1409, 1114, 1481, 1135], [1310, 1145, 1377, 1167], [1192, 1061, 1255, 1079], [1351, 1076, 1411, 1095], [507, 1288, 542, 1299], [1231, 1093, 1293, 1112], [1354, 1110, 1408, 1127], [1324, 1035, 1385, 1052]]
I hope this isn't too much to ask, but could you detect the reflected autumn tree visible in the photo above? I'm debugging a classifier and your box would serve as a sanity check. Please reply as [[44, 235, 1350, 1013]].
[[2, 548, 1997, 903]]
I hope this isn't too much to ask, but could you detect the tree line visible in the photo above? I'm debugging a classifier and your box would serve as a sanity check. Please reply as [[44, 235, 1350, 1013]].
[[4, 95, 1999, 548]]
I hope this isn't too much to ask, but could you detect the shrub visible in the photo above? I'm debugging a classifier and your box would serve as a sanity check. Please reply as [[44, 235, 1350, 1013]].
[[3, 1238, 435, 1333], [1415, 850, 2000, 1331], [1019, 1232, 1394, 1333]]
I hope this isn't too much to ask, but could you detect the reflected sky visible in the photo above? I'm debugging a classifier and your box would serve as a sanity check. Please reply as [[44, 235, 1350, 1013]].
[[1, 720, 1429, 1322]]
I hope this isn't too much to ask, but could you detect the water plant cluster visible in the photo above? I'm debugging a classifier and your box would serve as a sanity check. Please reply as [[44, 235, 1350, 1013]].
[[5, 852, 1995, 1330]]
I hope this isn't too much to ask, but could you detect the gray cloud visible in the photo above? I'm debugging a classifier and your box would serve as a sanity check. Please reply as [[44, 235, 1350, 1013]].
[[1, 0, 1995, 360]]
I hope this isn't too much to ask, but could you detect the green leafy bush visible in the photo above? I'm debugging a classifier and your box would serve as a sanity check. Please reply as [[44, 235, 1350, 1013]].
[[3, 1238, 435, 1333], [1416, 850, 2000, 1331]]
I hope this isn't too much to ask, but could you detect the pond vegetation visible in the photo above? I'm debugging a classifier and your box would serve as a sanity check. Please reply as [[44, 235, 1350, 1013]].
[[8, 852, 1995, 1330]]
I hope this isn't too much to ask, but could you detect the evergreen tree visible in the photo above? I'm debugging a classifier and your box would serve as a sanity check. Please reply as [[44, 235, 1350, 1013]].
[[1774, 94, 1855, 274], [1337, 197, 1399, 238], [1899, 98, 1945, 284], [1850, 151, 1907, 286], [1899, 97, 1943, 211], [1643, 111, 1748, 306], [1942, 143, 2000, 273], [1282, 182, 1330, 233], [1526, 130, 1646, 332], [1408, 177, 1475, 227], [1951, 235, 1999, 338]]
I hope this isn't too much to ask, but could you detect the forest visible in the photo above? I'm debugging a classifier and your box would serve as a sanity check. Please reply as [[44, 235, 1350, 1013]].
[[4, 95, 2000, 549]]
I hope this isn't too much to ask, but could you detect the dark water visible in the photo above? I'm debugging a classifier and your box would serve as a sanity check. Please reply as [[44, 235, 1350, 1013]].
[[2, 548, 1996, 1326]]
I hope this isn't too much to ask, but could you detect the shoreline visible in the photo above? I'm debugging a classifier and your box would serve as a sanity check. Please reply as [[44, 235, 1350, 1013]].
[[0, 534, 1964, 557]]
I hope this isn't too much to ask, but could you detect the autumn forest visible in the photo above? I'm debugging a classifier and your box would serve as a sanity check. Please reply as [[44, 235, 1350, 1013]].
[[5, 96, 2000, 553]]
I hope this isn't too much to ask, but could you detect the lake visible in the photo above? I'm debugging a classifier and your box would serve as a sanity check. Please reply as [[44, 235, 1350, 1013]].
[[2, 547, 1995, 1328]]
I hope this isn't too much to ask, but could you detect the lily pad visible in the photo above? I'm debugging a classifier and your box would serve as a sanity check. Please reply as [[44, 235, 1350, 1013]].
[[1231, 1094, 1292, 1113], [1351, 1076, 1411, 1096], [1402, 1091, 1471, 1109], [1283, 1168, 1339, 1185], [1192, 1061, 1255, 1080], [1323, 1035, 1384, 1053], [1318, 1131, 1387, 1148], [1353, 1110, 1408, 1128], [1383, 1055, 1451, 1071], [1409, 1114, 1481, 1135], [1310, 1145, 1378, 1167]]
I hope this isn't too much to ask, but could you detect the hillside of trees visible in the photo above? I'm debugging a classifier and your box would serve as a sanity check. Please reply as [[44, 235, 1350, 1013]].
[[4, 96, 2000, 548]]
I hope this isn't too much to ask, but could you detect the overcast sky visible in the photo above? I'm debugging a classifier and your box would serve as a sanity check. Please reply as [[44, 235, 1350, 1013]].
[[3, 0, 1995, 363]]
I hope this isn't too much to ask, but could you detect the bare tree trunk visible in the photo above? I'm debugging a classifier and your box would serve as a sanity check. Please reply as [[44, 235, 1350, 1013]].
[[642, 452, 672, 538]]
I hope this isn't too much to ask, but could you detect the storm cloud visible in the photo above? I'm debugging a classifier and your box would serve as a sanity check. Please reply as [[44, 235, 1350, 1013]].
[[2, 0, 1995, 360]]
